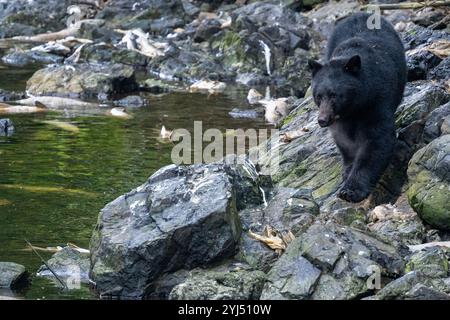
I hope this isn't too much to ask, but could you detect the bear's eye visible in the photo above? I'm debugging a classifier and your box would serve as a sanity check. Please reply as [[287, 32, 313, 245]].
[[316, 94, 322, 103], [329, 92, 337, 99]]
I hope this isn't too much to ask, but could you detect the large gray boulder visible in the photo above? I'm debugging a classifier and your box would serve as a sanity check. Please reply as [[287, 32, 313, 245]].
[[90, 161, 262, 299], [0, 262, 27, 289], [407, 135, 450, 230], [26, 63, 138, 100]]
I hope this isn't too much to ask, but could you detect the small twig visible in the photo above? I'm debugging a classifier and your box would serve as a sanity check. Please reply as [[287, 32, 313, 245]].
[[24, 239, 68, 289], [362, 0, 450, 10]]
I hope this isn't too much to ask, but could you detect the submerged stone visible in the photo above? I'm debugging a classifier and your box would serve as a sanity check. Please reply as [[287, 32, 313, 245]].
[[0, 262, 27, 289]]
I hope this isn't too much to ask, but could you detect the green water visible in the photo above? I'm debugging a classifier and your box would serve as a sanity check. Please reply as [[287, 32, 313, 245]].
[[0, 63, 270, 299]]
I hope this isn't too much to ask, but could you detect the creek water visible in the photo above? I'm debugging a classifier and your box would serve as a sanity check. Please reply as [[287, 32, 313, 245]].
[[0, 62, 271, 299]]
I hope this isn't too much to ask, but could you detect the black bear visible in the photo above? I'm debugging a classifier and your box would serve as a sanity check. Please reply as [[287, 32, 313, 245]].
[[308, 12, 406, 203]]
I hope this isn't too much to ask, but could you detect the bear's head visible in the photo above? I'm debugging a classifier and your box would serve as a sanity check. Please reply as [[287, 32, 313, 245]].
[[308, 55, 363, 127]]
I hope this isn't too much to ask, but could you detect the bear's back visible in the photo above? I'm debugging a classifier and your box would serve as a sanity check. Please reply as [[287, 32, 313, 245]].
[[326, 13, 403, 59], [326, 12, 406, 108]]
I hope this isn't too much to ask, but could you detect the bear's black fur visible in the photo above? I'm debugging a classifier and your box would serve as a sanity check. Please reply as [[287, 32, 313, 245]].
[[309, 12, 407, 203]]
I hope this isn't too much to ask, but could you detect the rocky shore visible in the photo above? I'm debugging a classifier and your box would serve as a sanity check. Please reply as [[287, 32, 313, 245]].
[[0, 0, 449, 300]]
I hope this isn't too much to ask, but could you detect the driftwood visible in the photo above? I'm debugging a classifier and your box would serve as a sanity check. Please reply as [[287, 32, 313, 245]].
[[0, 19, 104, 44], [408, 241, 450, 252], [21, 242, 89, 254], [362, 1, 450, 10]]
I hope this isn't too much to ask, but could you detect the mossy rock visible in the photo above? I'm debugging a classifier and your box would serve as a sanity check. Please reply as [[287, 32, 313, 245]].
[[407, 135, 450, 230]]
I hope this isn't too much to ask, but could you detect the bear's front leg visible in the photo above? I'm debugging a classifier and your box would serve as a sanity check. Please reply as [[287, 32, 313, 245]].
[[337, 146, 354, 183], [337, 138, 394, 203]]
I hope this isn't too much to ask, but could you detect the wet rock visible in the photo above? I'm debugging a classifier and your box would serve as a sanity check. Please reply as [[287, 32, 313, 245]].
[[0, 0, 67, 38], [77, 23, 121, 43], [396, 81, 450, 146], [181, 0, 200, 18], [235, 73, 269, 86], [406, 49, 442, 81], [407, 135, 450, 230], [306, 0, 359, 39], [37, 247, 90, 284], [26, 63, 138, 100], [90, 161, 263, 299], [145, 270, 190, 300], [132, 17, 185, 35], [0, 89, 26, 102], [0, 119, 15, 137], [374, 271, 450, 300], [0, 262, 27, 289], [206, 2, 317, 95], [96, 0, 186, 29], [193, 19, 222, 43], [402, 24, 450, 51], [169, 265, 266, 300], [327, 206, 367, 227], [260, 248, 321, 300], [405, 284, 450, 300], [411, 8, 446, 28], [428, 57, 450, 81], [261, 222, 404, 300], [228, 108, 260, 119], [81, 44, 149, 67], [1, 50, 64, 67], [237, 187, 319, 271], [140, 78, 178, 93], [367, 196, 426, 246], [423, 101, 450, 143], [405, 247, 449, 278], [114, 95, 146, 108]]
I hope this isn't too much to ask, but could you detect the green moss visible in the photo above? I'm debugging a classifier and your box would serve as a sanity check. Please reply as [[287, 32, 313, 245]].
[[212, 31, 246, 69], [281, 103, 312, 127], [408, 169, 450, 230]]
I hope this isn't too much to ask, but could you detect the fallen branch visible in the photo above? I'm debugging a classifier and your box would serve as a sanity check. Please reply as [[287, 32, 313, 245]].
[[408, 241, 450, 252], [25, 239, 68, 289], [362, 0, 450, 10]]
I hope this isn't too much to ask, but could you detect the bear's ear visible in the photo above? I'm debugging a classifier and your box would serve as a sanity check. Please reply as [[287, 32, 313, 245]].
[[344, 55, 361, 74], [308, 59, 323, 76]]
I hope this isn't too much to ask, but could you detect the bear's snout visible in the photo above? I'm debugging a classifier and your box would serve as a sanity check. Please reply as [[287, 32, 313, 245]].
[[318, 110, 335, 127]]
